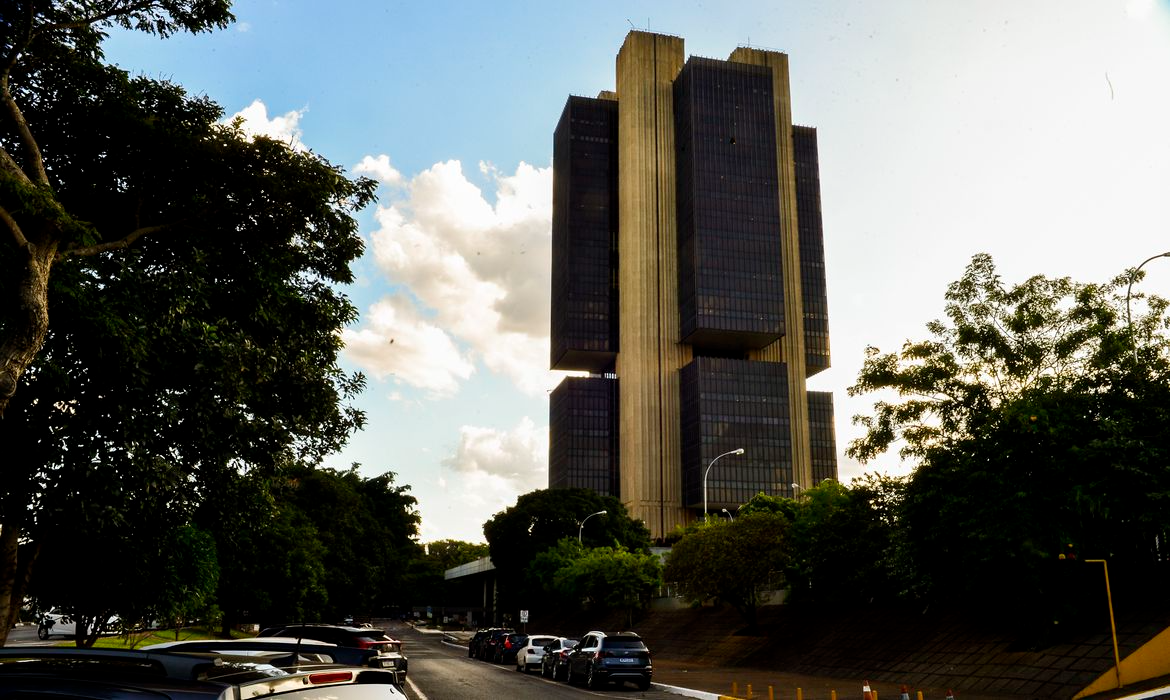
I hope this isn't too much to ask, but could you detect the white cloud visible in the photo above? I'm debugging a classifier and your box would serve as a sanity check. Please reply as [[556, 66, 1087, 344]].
[[345, 157, 568, 397], [354, 154, 405, 186], [442, 417, 547, 486], [227, 99, 306, 149], [340, 297, 474, 398], [410, 418, 548, 543]]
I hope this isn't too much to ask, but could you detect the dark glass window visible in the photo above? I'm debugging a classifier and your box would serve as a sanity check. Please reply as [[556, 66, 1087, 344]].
[[551, 96, 619, 371], [793, 126, 831, 376], [675, 58, 784, 351], [680, 357, 791, 509], [548, 375, 619, 497]]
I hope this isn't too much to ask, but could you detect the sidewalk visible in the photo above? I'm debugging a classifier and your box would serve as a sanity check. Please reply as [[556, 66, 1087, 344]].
[[649, 659, 1018, 700]]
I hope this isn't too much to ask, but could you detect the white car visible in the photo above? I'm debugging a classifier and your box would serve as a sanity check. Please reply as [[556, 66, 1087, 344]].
[[36, 610, 118, 639], [515, 634, 558, 673]]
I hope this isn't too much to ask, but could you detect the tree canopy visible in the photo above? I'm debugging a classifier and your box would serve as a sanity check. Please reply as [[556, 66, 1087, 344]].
[[663, 513, 789, 627], [0, 0, 378, 644], [847, 254, 1170, 619], [483, 488, 651, 616]]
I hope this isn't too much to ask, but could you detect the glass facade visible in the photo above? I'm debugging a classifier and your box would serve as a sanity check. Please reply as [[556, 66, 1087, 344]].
[[549, 34, 837, 526], [808, 390, 838, 485], [794, 126, 830, 376], [548, 375, 619, 496], [674, 58, 784, 350], [680, 357, 792, 509], [551, 96, 619, 372]]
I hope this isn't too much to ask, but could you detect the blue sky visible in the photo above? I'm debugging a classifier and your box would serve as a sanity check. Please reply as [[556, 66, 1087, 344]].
[[102, 0, 1170, 543]]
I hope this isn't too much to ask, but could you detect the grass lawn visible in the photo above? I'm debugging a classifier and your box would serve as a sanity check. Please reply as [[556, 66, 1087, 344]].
[[88, 627, 250, 650]]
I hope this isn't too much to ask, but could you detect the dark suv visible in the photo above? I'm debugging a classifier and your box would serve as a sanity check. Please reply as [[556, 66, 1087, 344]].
[[0, 639, 406, 699], [468, 627, 510, 658], [566, 631, 652, 690], [476, 628, 514, 661], [258, 624, 407, 682], [494, 632, 527, 664]]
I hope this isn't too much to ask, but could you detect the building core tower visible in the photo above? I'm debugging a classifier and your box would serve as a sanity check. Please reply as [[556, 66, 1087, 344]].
[[550, 31, 835, 539]]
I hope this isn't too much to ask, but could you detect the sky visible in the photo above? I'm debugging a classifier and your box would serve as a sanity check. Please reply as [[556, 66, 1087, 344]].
[[101, 0, 1170, 544]]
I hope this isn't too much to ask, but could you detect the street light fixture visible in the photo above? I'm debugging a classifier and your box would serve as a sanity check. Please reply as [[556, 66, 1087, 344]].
[[578, 510, 607, 543], [703, 448, 745, 518], [1125, 251, 1170, 364], [721, 508, 734, 521]]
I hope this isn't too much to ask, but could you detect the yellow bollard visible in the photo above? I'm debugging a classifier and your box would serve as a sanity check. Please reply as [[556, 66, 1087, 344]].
[[732, 681, 739, 697], [917, 693, 924, 700], [748, 684, 754, 698], [831, 691, 837, 700], [794, 688, 800, 700]]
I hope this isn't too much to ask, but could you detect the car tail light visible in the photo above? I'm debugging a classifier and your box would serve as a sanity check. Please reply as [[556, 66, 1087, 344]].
[[308, 671, 354, 684], [355, 639, 376, 649]]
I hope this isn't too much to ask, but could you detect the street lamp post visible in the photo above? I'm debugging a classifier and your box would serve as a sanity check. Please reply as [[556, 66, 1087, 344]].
[[1086, 559, 1123, 690], [578, 510, 607, 544], [703, 448, 745, 518], [721, 508, 734, 521], [1125, 251, 1170, 364]]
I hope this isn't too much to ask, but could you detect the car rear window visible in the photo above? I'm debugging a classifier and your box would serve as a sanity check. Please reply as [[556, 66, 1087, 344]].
[[602, 638, 646, 649], [529, 636, 556, 646]]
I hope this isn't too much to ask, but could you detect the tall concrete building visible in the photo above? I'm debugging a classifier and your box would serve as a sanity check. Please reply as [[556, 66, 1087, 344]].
[[549, 31, 836, 539]]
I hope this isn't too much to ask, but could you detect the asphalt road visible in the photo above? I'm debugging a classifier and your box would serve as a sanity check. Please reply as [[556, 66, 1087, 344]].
[[386, 622, 676, 700]]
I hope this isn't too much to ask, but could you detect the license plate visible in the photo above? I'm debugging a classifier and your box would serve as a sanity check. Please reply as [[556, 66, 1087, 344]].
[[618, 658, 637, 663]]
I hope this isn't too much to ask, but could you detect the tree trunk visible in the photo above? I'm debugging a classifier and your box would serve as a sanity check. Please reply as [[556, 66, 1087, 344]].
[[0, 523, 19, 646], [0, 240, 55, 418]]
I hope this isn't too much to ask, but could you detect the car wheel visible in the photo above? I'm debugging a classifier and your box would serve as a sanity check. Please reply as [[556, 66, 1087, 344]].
[[587, 664, 603, 689], [637, 678, 651, 691], [37, 625, 49, 640]]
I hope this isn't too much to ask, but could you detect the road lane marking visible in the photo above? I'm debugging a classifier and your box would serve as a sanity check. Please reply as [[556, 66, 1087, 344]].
[[404, 674, 429, 700]]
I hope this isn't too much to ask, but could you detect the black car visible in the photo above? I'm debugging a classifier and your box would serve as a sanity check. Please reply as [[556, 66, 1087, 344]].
[[541, 636, 579, 680], [0, 639, 406, 700], [477, 628, 513, 660], [468, 627, 508, 658], [494, 632, 527, 664], [258, 624, 407, 682], [566, 631, 652, 690]]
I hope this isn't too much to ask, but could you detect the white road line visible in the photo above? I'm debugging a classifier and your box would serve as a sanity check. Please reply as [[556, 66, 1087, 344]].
[[404, 674, 429, 700]]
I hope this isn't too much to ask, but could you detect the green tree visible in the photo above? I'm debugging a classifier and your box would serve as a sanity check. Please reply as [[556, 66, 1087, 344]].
[[848, 254, 1170, 616], [271, 466, 420, 621], [424, 540, 490, 572], [784, 478, 903, 606], [483, 488, 651, 617], [663, 513, 789, 627], [0, 0, 375, 644], [552, 545, 662, 628]]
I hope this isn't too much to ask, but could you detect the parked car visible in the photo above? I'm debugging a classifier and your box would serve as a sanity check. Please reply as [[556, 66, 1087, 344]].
[[468, 627, 508, 658], [36, 609, 118, 640], [257, 624, 407, 683], [494, 632, 527, 664], [540, 636, 579, 680], [514, 633, 557, 672], [566, 631, 652, 690], [0, 639, 406, 699], [477, 628, 513, 660]]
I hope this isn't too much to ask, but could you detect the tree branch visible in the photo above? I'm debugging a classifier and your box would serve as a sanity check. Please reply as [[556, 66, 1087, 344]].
[[56, 222, 169, 259], [0, 205, 30, 250]]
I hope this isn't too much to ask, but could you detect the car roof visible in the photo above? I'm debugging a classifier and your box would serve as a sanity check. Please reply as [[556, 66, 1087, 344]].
[[0, 643, 404, 697]]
